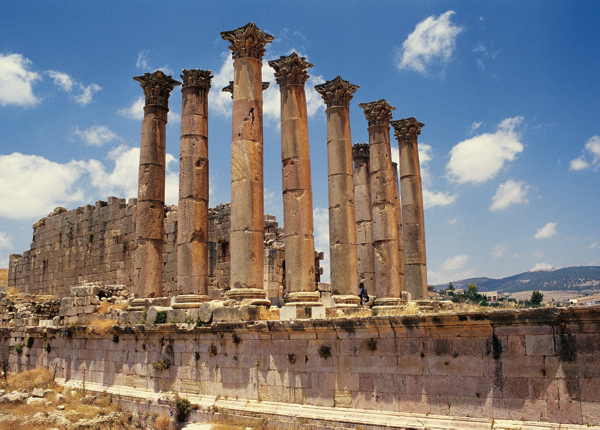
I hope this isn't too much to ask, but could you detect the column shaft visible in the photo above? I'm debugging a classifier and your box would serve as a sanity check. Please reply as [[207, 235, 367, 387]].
[[315, 76, 359, 298], [221, 23, 273, 300], [391, 118, 427, 299], [392, 162, 405, 292], [133, 71, 180, 298], [353, 144, 375, 294], [177, 69, 212, 297], [269, 53, 317, 304]]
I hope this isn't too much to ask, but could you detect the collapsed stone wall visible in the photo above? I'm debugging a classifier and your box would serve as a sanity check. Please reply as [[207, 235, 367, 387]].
[[9, 199, 323, 299], [1, 307, 599, 426]]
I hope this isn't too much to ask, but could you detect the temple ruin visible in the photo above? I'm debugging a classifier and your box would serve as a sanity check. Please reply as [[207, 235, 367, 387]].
[[2, 22, 599, 428]]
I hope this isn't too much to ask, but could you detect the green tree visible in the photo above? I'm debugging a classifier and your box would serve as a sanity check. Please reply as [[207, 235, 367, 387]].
[[530, 290, 544, 305], [447, 282, 454, 291], [467, 283, 479, 295]]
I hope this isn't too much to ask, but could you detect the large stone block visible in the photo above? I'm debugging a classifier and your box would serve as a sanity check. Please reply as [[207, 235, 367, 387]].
[[233, 57, 263, 101], [230, 179, 264, 232], [281, 118, 310, 160], [282, 157, 312, 192], [282, 191, 314, 237], [178, 154, 209, 201]]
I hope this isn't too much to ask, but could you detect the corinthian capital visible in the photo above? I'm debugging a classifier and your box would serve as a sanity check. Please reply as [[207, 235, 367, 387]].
[[181, 69, 213, 89], [314, 76, 359, 109], [221, 22, 274, 61], [352, 143, 370, 160], [133, 71, 181, 108], [268, 52, 313, 87], [390, 117, 425, 142], [358, 99, 395, 127]]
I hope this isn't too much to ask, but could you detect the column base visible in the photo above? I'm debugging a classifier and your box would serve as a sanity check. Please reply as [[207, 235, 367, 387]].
[[227, 288, 267, 302], [171, 295, 210, 309], [332, 295, 361, 308], [373, 297, 407, 307], [284, 292, 321, 307]]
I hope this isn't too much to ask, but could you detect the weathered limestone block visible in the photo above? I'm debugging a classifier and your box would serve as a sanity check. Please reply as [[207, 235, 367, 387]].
[[146, 306, 171, 324], [198, 301, 224, 323]]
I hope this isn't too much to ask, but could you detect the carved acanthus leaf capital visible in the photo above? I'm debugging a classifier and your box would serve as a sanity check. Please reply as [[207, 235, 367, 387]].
[[268, 52, 313, 87], [390, 117, 425, 142], [221, 22, 274, 61], [352, 143, 370, 160], [181, 69, 213, 89], [133, 71, 181, 108], [222, 81, 270, 99], [314, 76, 359, 109], [358, 99, 395, 127]]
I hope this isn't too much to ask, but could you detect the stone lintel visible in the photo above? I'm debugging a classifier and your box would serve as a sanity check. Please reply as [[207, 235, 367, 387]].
[[181, 69, 213, 88], [358, 99, 396, 127], [269, 52, 314, 87], [314, 76, 359, 109], [390, 117, 425, 142], [133, 71, 181, 108], [352, 143, 369, 160], [221, 22, 274, 61]]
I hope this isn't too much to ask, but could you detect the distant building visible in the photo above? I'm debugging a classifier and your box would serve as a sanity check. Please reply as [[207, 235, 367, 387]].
[[484, 291, 498, 302]]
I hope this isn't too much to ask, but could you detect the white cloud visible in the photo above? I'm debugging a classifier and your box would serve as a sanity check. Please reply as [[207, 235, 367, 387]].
[[423, 189, 457, 209], [0, 256, 8, 269], [490, 179, 529, 211], [491, 243, 508, 259], [0, 153, 87, 219], [534, 250, 544, 258], [46, 70, 74, 92], [164, 153, 179, 205], [118, 97, 145, 120], [447, 116, 524, 184], [73, 83, 101, 106], [570, 136, 600, 171], [534, 222, 557, 240], [448, 217, 459, 225], [396, 11, 463, 75], [531, 262, 553, 271], [46, 70, 101, 105], [72, 125, 121, 147], [210, 53, 234, 118], [134, 50, 173, 75], [168, 111, 181, 124], [442, 254, 469, 271], [590, 241, 600, 250], [0, 53, 41, 107], [0, 232, 12, 249], [469, 121, 483, 134], [313, 207, 330, 282]]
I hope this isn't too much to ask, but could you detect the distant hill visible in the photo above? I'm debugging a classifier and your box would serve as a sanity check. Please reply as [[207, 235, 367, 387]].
[[435, 266, 600, 294]]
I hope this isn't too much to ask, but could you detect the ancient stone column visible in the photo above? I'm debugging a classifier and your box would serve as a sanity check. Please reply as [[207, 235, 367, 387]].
[[390, 118, 427, 300], [315, 76, 359, 301], [358, 100, 402, 304], [352, 143, 375, 295], [221, 22, 273, 301], [175, 69, 213, 304], [133, 71, 181, 298], [269, 52, 319, 306], [391, 161, 406, 294]]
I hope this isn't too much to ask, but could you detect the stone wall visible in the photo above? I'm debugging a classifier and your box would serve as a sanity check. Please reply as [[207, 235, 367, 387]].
[[9, 199, 323, 299], [2, 307, 599, 426]]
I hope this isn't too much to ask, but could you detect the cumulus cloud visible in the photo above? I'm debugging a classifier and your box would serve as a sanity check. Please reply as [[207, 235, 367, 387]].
[[442, 254, 470, 271], [0, 153, 87, 219], [118, 97, 145, 120], [589, 241, 600, 250], [490, 179, 529, 211], [0, 232, 12, 249], [570, 135, 600, 171], [313, 207, 330, 282], [46, 70, 101, 106], [534, 222, 557, 240], [531, 262, 553, 271], [135, 50, 173, 75], [423, 189, 457, 208], [448, 218, 459, 225], [0, 53, 41, 107], [72, 125, 121, 147], [209, 53, 234, 118], [447, 116, 524, 184], [396, 11, 463, 75], [491, 243, 508, 259]]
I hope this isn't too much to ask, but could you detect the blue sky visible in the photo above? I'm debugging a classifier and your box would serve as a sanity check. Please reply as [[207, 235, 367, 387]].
[[1, 2, 599, 285]]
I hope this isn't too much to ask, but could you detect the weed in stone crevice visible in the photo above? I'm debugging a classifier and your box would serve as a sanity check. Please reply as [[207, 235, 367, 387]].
[[287, 353, 296, 364], [207, 344, 217, 357], [232, 333, 241, 345], [14, 343, 23, 354], [45, 343, 51, 353], [318, 344, 331, 359], [155, 311, 167, 324], [112, 334, 120, 343], [366, 338, 377, 352], [26, 337, 34, 349], [194, 352, 200, 361], [152, 358, 171, 370]]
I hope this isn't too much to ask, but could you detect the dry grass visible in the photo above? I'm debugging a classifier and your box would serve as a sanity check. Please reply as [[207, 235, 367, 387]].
[[6, 287, 19, 296], [0, 268, 8, 288], [112, 302, 129, 311], [154, 414, 170, 430], [86, 319, 117, 335], [211, 416, 270, 429], [1, 368, 60, 393], [256, 307, 279, 321], [97, 301, 111, 314]]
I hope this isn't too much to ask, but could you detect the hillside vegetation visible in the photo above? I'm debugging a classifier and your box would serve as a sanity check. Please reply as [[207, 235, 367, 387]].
[[437, 266, 600, 294]]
